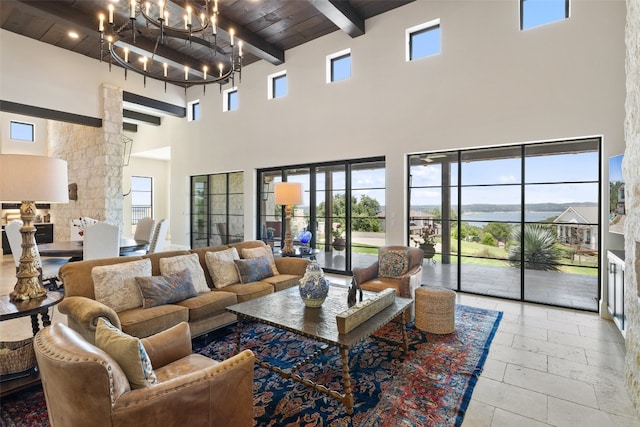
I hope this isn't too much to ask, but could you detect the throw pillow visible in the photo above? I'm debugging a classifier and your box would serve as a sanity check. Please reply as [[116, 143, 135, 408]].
[[241, 246, 279, 275], [378, 249, 411, 278], [205, 248, 240, 288], [159, 253, 210, 293], [95, 318, 158, 389], [135, 269, 198, 309], [234, 256, 274, 284], [93, 259, 152, 312]]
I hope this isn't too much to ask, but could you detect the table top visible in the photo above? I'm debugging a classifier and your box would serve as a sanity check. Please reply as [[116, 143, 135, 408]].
[[37, 239, 147, 257], [226, 286, 412, 349], [0, 291, 64, 321], [277, 247, 320, 258]]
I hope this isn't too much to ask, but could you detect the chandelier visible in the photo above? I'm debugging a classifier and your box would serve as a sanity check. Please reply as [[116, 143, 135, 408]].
[[98, 0, 242, 91]]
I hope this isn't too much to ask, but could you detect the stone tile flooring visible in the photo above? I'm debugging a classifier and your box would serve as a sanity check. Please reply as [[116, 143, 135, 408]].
[[1, 255, 638, 426]]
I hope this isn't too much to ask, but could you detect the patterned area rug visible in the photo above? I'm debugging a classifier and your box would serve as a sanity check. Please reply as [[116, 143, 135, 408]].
[[0, 304, 501, 427]]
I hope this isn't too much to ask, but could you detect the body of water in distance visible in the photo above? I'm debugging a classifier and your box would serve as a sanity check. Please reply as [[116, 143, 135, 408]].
[[461, 211, 563, 226]]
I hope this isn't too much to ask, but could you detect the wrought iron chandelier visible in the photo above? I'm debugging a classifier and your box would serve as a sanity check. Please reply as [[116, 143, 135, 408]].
[[98, 0, 242, 91]]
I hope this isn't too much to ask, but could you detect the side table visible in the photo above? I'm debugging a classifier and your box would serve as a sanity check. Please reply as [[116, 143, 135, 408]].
[[0, 290, 64, 397]]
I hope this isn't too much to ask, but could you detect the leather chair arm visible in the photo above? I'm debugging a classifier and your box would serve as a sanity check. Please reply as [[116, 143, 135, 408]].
[[141, 322, 192, 368], [398, 265, 423, 298], [58, 296, 121, 331], [111, 349, 255, 427], [274, 257, 309, 276], [353, 261, 379, 286]]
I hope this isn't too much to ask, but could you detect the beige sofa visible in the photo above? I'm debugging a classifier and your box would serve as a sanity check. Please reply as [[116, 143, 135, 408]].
[[58, 240, 308, 344]]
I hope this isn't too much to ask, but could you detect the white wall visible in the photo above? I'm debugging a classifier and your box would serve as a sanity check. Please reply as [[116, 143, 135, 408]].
[[0, 112, 49, 154], [122, 156, 171, 239], [171, 0, 626, 247], [0, 29, 185, 119]]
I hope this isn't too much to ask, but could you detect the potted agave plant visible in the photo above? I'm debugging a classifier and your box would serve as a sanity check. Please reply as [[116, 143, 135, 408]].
[[418, 225, 436, 259]]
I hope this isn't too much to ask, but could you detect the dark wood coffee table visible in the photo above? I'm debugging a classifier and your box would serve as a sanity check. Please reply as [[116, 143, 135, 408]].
[[226, 286, 412, 414]]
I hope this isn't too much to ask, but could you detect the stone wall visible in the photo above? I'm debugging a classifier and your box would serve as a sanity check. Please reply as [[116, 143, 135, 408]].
[[624, 0, 640, 416], [48, 84, 124, 241]]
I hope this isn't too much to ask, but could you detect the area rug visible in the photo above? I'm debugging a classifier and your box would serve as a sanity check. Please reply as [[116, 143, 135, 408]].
[[0, 304, 501, 427]]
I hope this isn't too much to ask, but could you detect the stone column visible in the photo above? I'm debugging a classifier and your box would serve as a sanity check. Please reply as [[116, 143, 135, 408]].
[[624, 0, 640, 417], [48, 84, 124, 241]]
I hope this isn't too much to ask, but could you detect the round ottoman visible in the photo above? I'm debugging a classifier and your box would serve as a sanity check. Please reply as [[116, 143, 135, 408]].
[[415, 286, 456, 334]]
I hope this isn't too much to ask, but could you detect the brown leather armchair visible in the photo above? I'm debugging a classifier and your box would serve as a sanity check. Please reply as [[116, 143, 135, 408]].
[[34, 322, 255, 427], [352, 245, 424, 300]]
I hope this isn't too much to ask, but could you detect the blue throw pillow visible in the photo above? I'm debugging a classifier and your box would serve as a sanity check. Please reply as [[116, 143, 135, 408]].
[[234, 257, 274, 284], [135, 269, 198, 308]]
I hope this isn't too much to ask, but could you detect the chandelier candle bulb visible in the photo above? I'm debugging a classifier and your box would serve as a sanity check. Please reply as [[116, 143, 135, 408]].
[[203, 66, 208, 79], [184, 66, 189, 80], [212, 14, 217, 34], [163, 62, 168, 77], [130, 0, 136, 18], [219, 63, 223, 77], [184, 15, 188, 29], [187, 6, 192, 25], [99, 14, 105, 32], [124, 47, 129, 62], [239, 41, 243, 57], [230, 28, 234, 46], [145, 2, 150, 16], [108, 4, 114, 24]]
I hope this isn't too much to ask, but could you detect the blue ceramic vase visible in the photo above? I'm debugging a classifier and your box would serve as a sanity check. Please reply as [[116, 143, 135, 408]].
[[299, 259, 329, 307]]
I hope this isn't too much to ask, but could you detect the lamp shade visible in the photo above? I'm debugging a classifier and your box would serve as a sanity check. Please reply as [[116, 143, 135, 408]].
[[274, 182, 303, 206], [0, 154, 69, 203]]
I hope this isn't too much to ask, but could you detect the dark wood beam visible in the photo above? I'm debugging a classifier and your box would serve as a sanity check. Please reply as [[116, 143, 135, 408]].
[[123, 92, 186, 117], [123, 109, 161, 126], [310, 0, 365, 38], [0, 100, 102, 127], [171, 0, 285, 65], [123, 122, 138, 133]]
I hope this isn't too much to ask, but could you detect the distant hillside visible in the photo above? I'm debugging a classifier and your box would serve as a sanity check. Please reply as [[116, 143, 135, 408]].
[[411, 202, 597, 213]]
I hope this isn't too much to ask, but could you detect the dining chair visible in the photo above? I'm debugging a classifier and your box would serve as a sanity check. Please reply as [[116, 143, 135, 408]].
[[134, 217, 155, 244], [148, 219, 168, 253], [5, 220, 69, 290], [83, 222, 120, 260]]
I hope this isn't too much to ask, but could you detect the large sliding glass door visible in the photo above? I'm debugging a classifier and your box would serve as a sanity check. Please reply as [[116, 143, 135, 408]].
[[408, 138, 600, 311], [258, 157, 385, 275]]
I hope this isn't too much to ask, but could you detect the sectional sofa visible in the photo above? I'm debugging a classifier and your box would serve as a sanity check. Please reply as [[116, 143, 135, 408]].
[[58, 240, 309, 344]]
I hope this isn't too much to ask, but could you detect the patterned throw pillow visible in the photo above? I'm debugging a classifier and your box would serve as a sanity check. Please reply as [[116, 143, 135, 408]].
[[95, 318, 158, 389], [378, 249, 411, 278], [92, 259, 152, 312], [241, 246, 279, 275], [234, 257, 274, 284], [159, 253, 210, 293], [205, 248, 241, 288], [135, 269, 198, 308]]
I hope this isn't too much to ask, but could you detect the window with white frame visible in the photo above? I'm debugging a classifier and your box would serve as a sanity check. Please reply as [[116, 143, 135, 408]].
[[406, 19, 441, 62], [520, 0, 569, 30], [326, 49, 351, 83], [223, 87, 238, 112], [10, 121, 35, 142], [188, 100, 201, 121], [268, 70, 287, 99]]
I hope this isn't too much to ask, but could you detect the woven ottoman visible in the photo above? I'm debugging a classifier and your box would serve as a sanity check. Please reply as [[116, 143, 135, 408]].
[[415, 286, 456, 334]]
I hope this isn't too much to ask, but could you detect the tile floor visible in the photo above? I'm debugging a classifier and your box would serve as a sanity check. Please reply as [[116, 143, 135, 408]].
[[1, 255, 638, 426]]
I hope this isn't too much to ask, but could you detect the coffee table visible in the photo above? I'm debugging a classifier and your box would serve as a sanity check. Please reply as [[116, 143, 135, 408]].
[[226, 285, 413, 414]]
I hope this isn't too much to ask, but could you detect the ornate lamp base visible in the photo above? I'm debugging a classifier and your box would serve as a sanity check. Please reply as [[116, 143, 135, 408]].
[[281, 204, 295, 256], [10, 201, 47, 301]]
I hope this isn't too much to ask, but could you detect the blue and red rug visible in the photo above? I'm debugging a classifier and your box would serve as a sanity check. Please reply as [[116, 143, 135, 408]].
[[1, 304, 501, 427]]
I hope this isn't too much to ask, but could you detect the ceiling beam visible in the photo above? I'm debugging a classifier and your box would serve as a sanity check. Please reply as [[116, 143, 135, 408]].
[[170, 0, 285, 65], [123, 109, 161, 126], [309, 0, 365, 38]]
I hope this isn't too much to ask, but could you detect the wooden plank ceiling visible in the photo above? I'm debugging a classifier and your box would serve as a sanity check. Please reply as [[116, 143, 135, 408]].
[[0, 0, 414, 86]]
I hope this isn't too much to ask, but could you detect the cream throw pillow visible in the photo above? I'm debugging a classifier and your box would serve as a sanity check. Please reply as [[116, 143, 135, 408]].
[[205, 248, 240, 288], [159, 253, 210, 293], [241, 246, 279, 276], [93, 259, 151, 312], [95, 318, 158, 389]]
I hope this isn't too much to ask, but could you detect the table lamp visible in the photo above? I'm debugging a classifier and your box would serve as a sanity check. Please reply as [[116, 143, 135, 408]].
[[0, 154, 69, 301], [274, 182, 303, 256]]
